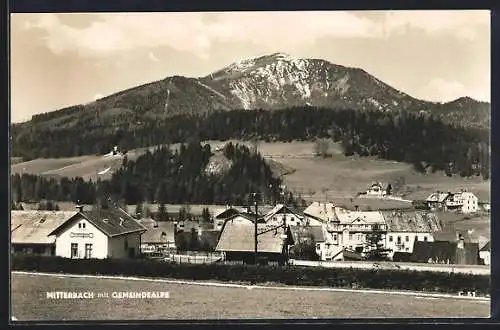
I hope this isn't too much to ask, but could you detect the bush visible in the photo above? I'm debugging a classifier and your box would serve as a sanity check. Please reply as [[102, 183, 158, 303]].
[[11, 255, 490, 295]]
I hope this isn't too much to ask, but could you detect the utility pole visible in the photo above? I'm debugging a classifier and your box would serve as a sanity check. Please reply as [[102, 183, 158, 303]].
[[251, 192, 258, 266]]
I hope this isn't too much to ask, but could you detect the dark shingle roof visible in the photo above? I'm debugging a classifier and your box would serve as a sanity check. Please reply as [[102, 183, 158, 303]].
[[140, 221, 175, 244], [49, 208, 146, 238], [411, 241, 479, 265]]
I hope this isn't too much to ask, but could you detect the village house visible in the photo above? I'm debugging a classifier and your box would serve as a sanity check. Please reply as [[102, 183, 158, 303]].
[[329, 207, 387, 254], [212, 206, 243, 231], [139, 219, 176, 254], [425, 190, 479, 213], [303, 202, 337, 223], [263, 204, 319, 227], [479, 241, 490, 265], [411, 235, 480, 265], [381, 210, 440, 259], [303, 202, 386, 260], [365, 182, 386, 197], [48, 206, 146, 259], [11, 211, 78, 256], [215, 213, 294, 265]]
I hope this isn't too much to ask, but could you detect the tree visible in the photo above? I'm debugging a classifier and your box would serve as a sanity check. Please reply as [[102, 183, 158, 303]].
[[313, 139, 330, 158], [143, 205, 152, 219], [201, 207, 211, 223], [289, 234, 320, 261], [158, 202, 168, 221], [386, 184, 392, 196], [364, 227, 391, 261], [176, 232, 189, 252], [135, 202, 143, 219], [189, 227, 200, 250], [250, 138, 260, 155]]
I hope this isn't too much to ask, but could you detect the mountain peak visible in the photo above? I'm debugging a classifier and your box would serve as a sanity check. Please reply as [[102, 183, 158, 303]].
[[267, 52, 293, 60]]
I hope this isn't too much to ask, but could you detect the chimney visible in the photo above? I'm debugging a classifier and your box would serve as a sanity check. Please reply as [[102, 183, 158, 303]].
[[75, 205, 84, 213]]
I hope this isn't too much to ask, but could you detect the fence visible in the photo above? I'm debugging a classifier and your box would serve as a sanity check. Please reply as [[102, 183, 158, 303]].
[[290, 259, 490, 275], [168, 252, 223, 264]]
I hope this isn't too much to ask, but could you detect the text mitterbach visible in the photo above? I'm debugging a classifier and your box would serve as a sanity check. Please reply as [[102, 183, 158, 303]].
[[46, 291, 94, 299]]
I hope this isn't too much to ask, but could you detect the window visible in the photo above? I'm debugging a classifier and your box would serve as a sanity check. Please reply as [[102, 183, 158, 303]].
[[405, 236, 409, 242], [78, 222, 86, 229], [333, 234, 337, 240], [85, 244, 93, 258], [389, 235, 393, 242], [415, 235, 418, 241], [78, 223, 81, 229], [71, 243, 78, 258], [397, 236, 401, 244], [316, 243, 321, 250], [424, 236, 428, 242], [349, 234, 353, 240], [82, 222, 86, 229]]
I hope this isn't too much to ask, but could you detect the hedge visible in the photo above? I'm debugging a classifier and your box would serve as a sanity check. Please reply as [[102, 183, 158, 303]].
[[12, 255, 490, 295]]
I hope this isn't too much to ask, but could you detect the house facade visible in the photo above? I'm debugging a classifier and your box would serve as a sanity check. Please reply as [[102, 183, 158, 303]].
[[139, 219, 176, 254], [325, 207, 387, 255], [264, 204, 321, 227], [49, 207, 146, 259], [304, 202, 387, 260], [365, 182, 385, 197], [425, 190, 479, 213], [381, 211, 441, 258]]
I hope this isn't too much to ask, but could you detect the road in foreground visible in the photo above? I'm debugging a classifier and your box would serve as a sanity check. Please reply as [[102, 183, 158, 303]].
[[11, 273, 489, 320]]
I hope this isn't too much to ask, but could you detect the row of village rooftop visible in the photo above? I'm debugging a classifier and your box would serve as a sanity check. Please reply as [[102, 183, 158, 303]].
[[11, 189, 491, 266]]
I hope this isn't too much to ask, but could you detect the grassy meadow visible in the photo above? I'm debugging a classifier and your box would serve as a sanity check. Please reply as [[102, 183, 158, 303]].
[[10, 140, 491, 202], [11, 273, 490, 320]]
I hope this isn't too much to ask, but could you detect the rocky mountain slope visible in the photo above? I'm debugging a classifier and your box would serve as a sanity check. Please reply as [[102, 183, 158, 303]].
[[14, 53, 490, 135]]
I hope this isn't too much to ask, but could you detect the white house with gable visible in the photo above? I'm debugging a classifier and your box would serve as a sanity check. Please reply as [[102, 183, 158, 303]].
[[381, 210, 441, 259], [302, 202, 386, 260], [264, 204, 318, 227], [48, 206, 146, 259], [425, 190, 478, 214]]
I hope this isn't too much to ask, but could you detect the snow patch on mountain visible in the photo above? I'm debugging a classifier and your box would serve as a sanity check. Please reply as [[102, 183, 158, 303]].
[[224, 54, 320, 107], [196, 81, 227, 100]]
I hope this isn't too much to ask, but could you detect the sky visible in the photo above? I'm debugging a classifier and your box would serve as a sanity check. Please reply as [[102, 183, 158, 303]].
[[10, 10, 491, 123]]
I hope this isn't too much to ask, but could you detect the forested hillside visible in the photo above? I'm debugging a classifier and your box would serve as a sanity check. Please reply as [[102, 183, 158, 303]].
[[12, 107, 490, 179], [11, 142, 292, 206]]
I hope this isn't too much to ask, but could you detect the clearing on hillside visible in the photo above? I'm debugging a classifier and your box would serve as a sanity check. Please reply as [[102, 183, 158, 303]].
[[10, 141, 490, 203]]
